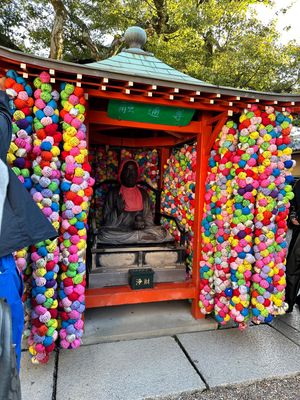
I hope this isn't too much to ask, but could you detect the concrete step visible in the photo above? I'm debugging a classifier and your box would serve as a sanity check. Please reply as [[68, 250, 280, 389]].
[[83, 300, 217, 345]]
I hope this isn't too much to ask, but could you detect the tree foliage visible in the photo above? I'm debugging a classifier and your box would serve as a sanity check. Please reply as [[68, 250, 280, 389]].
[[0, 0, 299, 93]]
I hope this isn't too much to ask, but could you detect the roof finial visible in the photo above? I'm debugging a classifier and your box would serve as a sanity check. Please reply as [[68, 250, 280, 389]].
[[124, 26, 147, 51]]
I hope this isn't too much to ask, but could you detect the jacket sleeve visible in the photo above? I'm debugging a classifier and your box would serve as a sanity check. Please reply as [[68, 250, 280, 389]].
[[0, 90, 12, 161], [0, 159, 8, 233]]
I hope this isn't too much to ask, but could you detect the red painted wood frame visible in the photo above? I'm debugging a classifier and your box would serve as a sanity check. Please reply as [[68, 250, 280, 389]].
[[85, 99, 226, 319]]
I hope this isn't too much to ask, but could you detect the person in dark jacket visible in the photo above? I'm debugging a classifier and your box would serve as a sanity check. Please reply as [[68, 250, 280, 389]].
[[0, 159, 8, 229], [286, 178, 300, 312], [0, 76, 57, 371], [287, 179, 300, 258]]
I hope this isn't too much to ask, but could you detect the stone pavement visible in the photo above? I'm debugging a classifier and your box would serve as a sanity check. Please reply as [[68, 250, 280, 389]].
[[20, 301, 300, 400]]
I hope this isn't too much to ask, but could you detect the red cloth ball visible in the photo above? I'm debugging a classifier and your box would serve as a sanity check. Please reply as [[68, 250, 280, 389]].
[[68, 226, 78, 235], [38, 326, 48, 336], [14, 98, 27, 109], [45, 124, 58, 135], [41, 151, 53, 161], [12, 83, 24, 93], [46, 261, 56, 271], [49, 309, 58, 319], [74, 87, 84, 97], [4, 77, 15, 88], [68, 292, 79, 301], [63, 277, 73, 287], [45, 343, 55, 353]]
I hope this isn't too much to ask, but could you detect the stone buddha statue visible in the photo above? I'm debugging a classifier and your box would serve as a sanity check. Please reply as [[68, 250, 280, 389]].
[[98, 159, 174, 244]]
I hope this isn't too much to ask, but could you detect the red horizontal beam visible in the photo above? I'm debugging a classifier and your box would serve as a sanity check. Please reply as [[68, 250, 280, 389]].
[[89, 111, 201, 134], [85, 282, 196, 308], [89, 133, 191, 147], [87, 89, 232, 112]]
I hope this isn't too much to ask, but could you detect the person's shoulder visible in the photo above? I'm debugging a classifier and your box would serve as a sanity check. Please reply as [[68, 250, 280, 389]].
[[0, 91, 10, 109]]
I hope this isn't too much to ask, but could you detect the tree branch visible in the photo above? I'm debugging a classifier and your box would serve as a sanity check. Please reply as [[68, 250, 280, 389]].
[[50, 0, 67, 59]]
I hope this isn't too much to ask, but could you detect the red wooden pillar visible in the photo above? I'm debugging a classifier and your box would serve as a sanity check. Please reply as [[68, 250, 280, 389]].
[[191, 113, 212, 319]]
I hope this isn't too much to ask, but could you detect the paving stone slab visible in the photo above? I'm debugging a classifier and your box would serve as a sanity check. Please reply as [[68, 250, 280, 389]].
[[57, 336, 205, 400], [278, 309, 300, 332], [270, 319, 300, 346], [83, 300, 217, 345], [20, 351, 55, 400], [177, 325, 300, 388]]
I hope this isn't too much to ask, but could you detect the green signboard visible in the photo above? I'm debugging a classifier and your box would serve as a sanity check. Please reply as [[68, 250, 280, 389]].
[[107, 100, 195, 127]]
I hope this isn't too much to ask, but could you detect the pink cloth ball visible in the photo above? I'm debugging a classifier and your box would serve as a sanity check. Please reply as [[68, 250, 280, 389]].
[[40, 71, 50, 83]]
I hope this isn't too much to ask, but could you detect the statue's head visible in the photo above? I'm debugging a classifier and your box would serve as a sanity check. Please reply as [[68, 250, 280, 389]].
[[119, 160, 139, 188]]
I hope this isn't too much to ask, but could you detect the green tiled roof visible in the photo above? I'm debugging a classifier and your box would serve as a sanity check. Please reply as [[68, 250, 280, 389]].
[[86, 49, 210, 87]]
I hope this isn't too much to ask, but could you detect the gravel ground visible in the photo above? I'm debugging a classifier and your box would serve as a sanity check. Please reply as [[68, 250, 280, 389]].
[[147, 375, 300, 400]]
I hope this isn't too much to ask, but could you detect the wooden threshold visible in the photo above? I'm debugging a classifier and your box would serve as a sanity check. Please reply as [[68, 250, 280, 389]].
[[86, 281, 196, 308]]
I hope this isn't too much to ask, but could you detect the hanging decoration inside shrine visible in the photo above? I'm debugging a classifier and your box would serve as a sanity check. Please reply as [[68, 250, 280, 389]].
[[161, 144, 197, 270]]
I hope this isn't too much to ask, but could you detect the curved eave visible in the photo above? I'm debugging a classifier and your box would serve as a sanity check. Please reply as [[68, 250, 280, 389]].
[[0, 45, 300, 108]]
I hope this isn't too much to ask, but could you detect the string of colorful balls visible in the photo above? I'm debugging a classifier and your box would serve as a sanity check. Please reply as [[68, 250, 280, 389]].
[[210, 121, 239, 324], [199, 106, 295, 328], [59, 82, 94, 349], [28, 71, 61, 363], [161, 144, 196, 270]]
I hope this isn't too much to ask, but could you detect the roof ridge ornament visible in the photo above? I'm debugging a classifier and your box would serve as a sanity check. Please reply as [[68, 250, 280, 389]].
[[123, 26, 153, 55]]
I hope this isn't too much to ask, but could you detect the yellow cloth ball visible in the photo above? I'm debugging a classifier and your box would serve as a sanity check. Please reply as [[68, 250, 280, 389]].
[[77, 240, 86, 250], [17, 249, 27, 258], [249, 131, 259, 140], [77, 114, 85, 122], [13, 110, 25, 121], [9, 142, 18, 153], [36, 268, 47, 277], [29, 346, 37, 356], [77, 228, 87, 237], [81, 201, 89, 211], [7, 153, 16, 164], [64, 143, 72, 152], [69, 137, 80, 147], [51, 300, 58, 309], [75, 154, 85, 164], [60, 272, 67, 281], [45, 288, 54, 298], [53, 221, 60, 231], [75, 168, 84, 177], [66, 126, 77, 136], [63, 101, 73, 112]]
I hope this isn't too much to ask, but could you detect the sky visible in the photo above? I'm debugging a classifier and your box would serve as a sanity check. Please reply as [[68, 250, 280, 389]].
[[253, 0, 300, 44]]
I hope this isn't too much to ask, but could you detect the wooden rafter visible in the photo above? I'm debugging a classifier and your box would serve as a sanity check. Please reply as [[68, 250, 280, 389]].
[[206, 113, 229, 153]]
